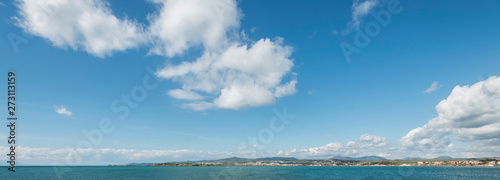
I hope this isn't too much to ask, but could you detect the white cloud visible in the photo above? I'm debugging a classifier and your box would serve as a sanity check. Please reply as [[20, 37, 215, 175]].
[[54, 105, 73, 116], [401, 76, 500, 152], [377, 153, 391, 158], [147, 0, 240, 57], [181, 101, 215, 111], [277, 77, 500, 159], [14, 0, 241, 58], [423, 81, 442, 93], [359, 134, 388, 146], [237, 144, 257, 150], [274, 80, 298, 98], [168, 89, 204, 100], [342, 0, 378, 35], [14, 0, 147, 58], [250, 27, 258, 33], [277, 134, 389, 158], [158, 37, 296, 111], [351, 0, 378, 26], [150, 0, 296, 111]]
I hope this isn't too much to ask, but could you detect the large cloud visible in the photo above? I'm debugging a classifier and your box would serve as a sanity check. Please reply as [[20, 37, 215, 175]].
[[151, 0, 297, 110], [147, 0, 240, 57], [401, 76, 500, 152], [278, 77, 500, 159], [158, 38, 296, 110], [14, 0, 147, 57]]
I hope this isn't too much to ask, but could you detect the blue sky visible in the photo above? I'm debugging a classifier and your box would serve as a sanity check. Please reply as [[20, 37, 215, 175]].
[[1, 0, 500, 165]]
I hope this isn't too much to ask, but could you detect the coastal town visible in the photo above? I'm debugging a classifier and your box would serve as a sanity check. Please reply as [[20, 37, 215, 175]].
[[144, 157, 500, 167]]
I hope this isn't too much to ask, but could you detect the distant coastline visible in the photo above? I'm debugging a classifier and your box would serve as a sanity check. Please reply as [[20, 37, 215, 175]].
[[114, 156, 500, 167]]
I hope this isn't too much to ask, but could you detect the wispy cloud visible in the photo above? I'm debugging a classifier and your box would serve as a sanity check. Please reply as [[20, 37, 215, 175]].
[[168, 89, 205, 101], [343, 0, 379, 35], [237, 144, 257, 150], [422, 81, 442, 93], [54, 105, 73, 116], [351, 0, 378, 26]]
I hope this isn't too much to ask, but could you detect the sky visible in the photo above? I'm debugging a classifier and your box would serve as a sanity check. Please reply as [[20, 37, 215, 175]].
[[1, 0, 500, 165]]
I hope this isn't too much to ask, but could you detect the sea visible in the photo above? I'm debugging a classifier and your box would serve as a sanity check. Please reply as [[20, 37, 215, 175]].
[[1, 166, 499, 179]]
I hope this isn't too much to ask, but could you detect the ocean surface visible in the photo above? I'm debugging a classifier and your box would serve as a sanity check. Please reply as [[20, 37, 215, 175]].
[[1, 166, 499, 179]]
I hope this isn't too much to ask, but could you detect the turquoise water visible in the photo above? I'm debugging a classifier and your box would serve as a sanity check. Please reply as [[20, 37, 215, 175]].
[[2, 166, 500, 179]]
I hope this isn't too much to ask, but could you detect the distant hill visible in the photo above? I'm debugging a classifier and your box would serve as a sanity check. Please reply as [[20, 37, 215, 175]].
[[198, 157, 252, 163], [436, 156, 453, 159], [132, 156, 500, 167], [219, 157, 251, 162], [195, 157, 297, 163], [255, 157, 298, 161], [331, 156, 386, 160]]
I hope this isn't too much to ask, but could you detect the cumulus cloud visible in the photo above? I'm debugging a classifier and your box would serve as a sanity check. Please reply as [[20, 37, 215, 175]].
[[14, 0, 242, 58], [401, 76, 500, 152], [151, 0, 296, 110], [14, 0, 147, 58], [54, 105, 73, 116], [276, 76, 500, 159], [158, 38, 296, 110], [423, 81, 442, 93], [284, 76, 500, 159], [147, 0, 240, 57], [359, 134, 388, 146]]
